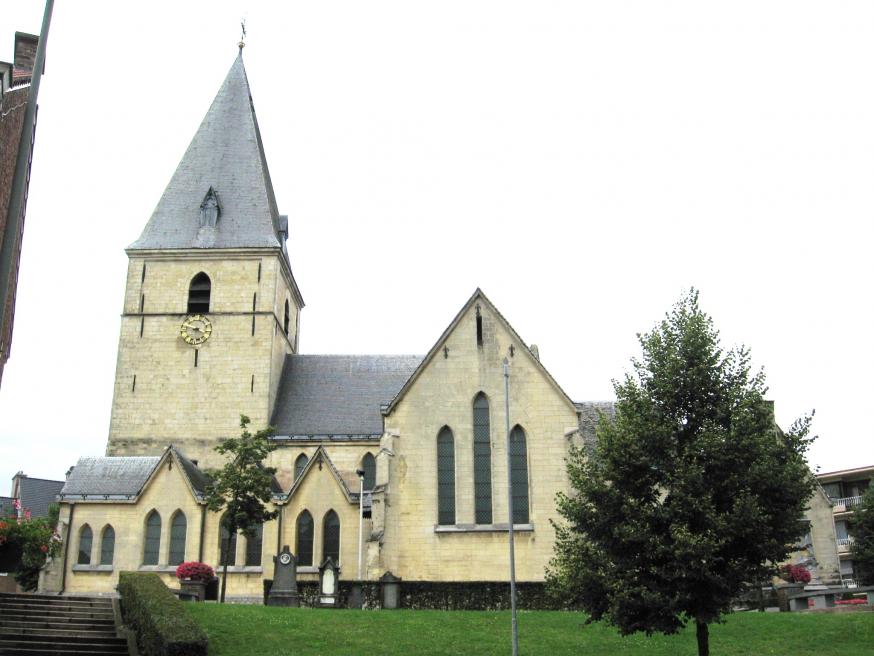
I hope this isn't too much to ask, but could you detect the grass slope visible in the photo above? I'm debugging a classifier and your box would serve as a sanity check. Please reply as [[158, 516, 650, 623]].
[[185, 604, 874, 656]]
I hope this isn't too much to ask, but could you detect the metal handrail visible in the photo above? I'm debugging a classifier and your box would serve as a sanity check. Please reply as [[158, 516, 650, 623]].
[[832, 496, 863, 508]]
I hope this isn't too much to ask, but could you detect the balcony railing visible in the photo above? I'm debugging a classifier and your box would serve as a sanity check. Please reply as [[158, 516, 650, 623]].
[[831, 496, 863, 510], [836, 537, 855, 551], [842, 578, 857, 589]]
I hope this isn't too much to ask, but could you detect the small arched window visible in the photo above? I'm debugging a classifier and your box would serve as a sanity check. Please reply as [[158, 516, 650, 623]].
[[473, 392, 492, 524], [169, 511, 187, 566], [187, 272, 211, 313], [100, 526, 115, 565], [245, 523, 263, 566], [78, 525, 93, 565], [510, 425, 530, 524], [283, 299, 290, 336], [437, 427, 455, 525], [143, 511, 161, 565], [294, 454, 309, 481], [323, 510, 340, 564], [220, 515, 237, 566], [296, 510, 314, 567], [361, 452, 376, 491]]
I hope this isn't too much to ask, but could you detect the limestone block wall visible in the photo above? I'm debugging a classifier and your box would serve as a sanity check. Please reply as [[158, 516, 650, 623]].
[[382, 298, 578, 582], [791, 486, 840, 584]]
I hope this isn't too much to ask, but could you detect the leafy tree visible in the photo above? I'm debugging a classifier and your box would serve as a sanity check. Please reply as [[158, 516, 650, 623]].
[[205, 415, 279, 603], [547, 290, 815, 656], [850, 485, 874, 585]]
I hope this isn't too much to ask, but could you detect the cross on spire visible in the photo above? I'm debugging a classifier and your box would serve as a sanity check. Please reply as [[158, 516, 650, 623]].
[[239, 19, 247, 50]]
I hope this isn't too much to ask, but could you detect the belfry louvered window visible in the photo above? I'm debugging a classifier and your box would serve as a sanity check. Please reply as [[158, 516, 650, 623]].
[[437, 427, 456, 525], [143, 511, 161, 565], [78, 525, 92, 565], [510, 425, 530, 524], [323, 510, 340, 564], [169, 512, 187, 566], [361, 452, 376, 491], [245, 523, 263, 566], [220, 516, 237, 566], [100, 526, 115, 565], [473, 393, 492, 524], [294, 454, 309, 481], [187, 272, 211, 313], [296, 510, 314, 567]]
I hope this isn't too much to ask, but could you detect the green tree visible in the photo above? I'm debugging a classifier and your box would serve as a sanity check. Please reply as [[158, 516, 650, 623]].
[[850, 485, 874, 585], [547, 290, 815, 656], [205, 415, 279, 603]]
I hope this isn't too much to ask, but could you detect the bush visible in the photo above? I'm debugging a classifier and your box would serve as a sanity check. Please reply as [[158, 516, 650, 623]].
[[175, 562, 214, 582], [118, 572, 208, 656], [781, 564, 811, 584]]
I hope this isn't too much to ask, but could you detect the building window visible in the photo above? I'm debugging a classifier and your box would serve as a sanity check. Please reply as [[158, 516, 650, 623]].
[[78, 525, 93, 565], [296, 510, 314, 567], [169, 511, 187, 566], [220, 516, 237, 566], [294, 454, 309, 481], [100, 526, 115, 565], [510, 425, 530, 524], [323, 510, 340, 564], [437, 426, 456, 525], [283, 299, 290, 336], [187, 272, 211, 313], [143, 511, 161, 565], [361, 452, 376, 491], [473, 392, 492, 524], [245, 523, 263, 566]]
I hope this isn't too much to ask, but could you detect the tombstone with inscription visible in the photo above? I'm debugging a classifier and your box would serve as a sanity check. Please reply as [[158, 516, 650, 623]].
[[267, 545, 300, 607], [318, 557, 340, 607]]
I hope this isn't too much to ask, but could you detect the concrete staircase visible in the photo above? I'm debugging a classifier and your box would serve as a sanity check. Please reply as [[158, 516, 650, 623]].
[[0, 593, 129, 655]]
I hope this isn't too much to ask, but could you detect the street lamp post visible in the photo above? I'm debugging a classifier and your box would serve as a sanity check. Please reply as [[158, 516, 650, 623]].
[[503, 357, 519, 656], [356, 468, 365, 581]]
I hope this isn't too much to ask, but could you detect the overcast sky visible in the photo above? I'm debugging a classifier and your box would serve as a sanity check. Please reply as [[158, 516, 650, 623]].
[[1, 2, 872, 490]]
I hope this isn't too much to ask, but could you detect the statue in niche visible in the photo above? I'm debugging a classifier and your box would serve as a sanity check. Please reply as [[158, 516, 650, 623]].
[[200, 187, 221, 227]]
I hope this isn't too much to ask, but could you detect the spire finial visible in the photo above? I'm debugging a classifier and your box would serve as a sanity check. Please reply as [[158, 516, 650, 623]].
[[238, 19, 247, 51]]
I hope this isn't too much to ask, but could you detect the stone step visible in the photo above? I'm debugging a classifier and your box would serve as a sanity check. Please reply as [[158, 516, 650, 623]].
[[0, 618, 116, 631], [0, 599, 113, 610], [0, 594, 113, 607], [0, 625, 119, 639], [0, 651, 127, 656], [0, 638, 127, 654], [0, 608, 114, 621]]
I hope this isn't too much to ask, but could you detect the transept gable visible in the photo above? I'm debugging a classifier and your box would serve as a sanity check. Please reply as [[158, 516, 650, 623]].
[[278, 446, 366, 508]]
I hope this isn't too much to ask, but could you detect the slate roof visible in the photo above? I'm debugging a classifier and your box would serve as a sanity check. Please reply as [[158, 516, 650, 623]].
[[575, 401, 615, 445], [128, 52, 284, 252], [16, 477, 64, 518], [271, 355, 422, 437], [60, 456, 161, 500]]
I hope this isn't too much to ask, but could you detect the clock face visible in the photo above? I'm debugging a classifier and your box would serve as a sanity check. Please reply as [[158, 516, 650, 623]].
[[180, 314, 213, 345], [279, 552, 291, 565]]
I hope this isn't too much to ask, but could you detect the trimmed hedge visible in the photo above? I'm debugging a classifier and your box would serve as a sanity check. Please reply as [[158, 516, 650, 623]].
[[118, 572, 208, 656]]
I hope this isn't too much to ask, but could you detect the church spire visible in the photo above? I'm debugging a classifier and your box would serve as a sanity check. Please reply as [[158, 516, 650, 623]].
[[129, 52, 285, 253]]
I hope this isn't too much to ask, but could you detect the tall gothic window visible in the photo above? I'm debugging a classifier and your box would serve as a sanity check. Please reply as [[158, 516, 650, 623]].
[[187, 272, 211, 313], [143, 511, 161, 565], [473, 393, 492, 524], [294, 454, 309, 481], [100, 526, 115, 565], [220, 516, 237, 566], [245, 523, 263, 566], [361, 452, 376, 491], [437, 427, 456, 525], [283, 299, 290, 336], [323, 510, 340, 564], [78, 525, 92, 565], [169, 511, 187, 566], [296, 510, 314, 567], [510, 425, 530, 524]]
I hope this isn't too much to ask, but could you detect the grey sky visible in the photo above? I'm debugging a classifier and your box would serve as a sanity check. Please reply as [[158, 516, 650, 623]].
[[1, 1, 872, 489]]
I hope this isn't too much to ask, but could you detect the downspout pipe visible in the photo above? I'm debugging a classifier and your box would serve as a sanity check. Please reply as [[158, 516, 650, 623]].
[[198, 504, 206, 563], [58, 502, 73, 595]]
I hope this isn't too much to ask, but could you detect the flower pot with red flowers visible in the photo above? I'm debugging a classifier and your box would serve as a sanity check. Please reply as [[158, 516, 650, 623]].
[[175, 562, 215, 601]]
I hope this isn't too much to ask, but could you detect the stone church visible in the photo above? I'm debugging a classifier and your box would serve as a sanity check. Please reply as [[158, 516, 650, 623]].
[[41, 50, 607, 601]]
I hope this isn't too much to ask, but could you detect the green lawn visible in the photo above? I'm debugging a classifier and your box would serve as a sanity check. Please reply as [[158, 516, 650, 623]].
[[185, 604, 874, 656]]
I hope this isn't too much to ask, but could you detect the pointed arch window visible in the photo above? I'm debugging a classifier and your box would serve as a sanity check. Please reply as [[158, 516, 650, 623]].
[[100, 526, 115, 565], [169, 512, 187, 566], [296, 510, 314, 567], [78, 525, 93, 565], [323, 510, 340, 564], [437, 427, 456, 525], [220, 516, 237, 567], [361, 452, 376, 491], [188, 273, 211, 313], [294, 454, 309, 481], [510, 425, 530, 524], [473, 393, 492, 524], [283, 300, 290, 336], [143, 511, 161, 565], [245, 523, 263, 566]]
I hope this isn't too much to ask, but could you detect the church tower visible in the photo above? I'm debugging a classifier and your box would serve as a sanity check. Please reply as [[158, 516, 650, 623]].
[[107, 50, 303, 466]]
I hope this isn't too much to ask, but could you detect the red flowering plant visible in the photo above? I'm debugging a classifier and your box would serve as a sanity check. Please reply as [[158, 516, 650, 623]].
[[175, 561, 215, 582], [0, 505, 63, 591], [781, 564, 812, 584]]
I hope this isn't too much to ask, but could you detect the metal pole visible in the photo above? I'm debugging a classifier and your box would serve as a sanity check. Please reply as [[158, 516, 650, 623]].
[[504, 357, 519, 656], [357, 472, 364, 580], [0, 0, 53, 363]]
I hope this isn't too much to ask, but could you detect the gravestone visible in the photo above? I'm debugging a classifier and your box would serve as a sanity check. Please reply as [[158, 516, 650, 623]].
[[267, 545, 300, 607], [380, 571, 402, 609], [318, 557, 340, 607]]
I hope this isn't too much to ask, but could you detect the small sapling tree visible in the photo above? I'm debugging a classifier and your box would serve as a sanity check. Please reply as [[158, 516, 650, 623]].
[[205, 415, 278, 603], [547, 290, 815, 656], [850, 485, 874, 585]]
